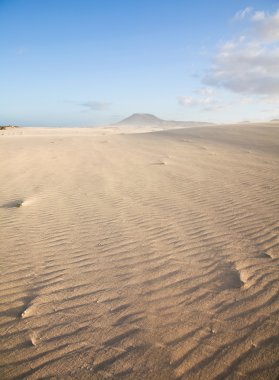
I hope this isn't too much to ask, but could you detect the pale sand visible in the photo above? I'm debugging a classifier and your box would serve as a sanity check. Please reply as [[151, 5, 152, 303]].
[[0, 123, 278, 379]]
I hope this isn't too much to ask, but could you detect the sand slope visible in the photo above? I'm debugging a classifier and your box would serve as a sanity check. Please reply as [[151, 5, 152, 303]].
[[0, 124, 279, 379]]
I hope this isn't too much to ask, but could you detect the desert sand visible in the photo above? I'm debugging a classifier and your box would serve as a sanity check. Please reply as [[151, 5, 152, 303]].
[[0, 122, 279, 379]]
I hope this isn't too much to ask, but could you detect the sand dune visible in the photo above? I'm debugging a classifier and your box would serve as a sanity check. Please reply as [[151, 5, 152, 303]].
[[0, 123, 279, 379]]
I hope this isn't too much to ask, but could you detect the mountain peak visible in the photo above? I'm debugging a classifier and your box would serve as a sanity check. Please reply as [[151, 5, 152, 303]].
[[117, 113, 164, 126]]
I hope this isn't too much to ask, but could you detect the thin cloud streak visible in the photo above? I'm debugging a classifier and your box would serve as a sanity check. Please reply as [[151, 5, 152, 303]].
[[80, 101, 111, 111]]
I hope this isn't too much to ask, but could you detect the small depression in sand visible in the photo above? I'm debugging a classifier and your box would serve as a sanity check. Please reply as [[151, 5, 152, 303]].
[[1, 199, 34, 209], [1, 199, 26, 208]]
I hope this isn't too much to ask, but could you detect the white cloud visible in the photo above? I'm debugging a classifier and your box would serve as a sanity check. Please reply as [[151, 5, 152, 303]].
[[179, 7, 279, 117], [204, 42, 279, 95], [234, 7, 253, 20], [204, 8, 279, 96], [80, 101, 111, 111], [178, 88, 228, 112], [178, 87, 214, 107], [261, 95, 279, 104], [251, 9, 279, 42], [178, 96, 208, 107], [196, 87, 214, 96], [252, 11, 265, 21]]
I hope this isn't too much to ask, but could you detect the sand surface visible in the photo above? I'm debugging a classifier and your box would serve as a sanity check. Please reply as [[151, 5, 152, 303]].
[[0, 123, 279, 379]]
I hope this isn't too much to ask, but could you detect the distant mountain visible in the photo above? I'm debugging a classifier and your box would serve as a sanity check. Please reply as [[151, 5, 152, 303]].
[[116, 113, 212, 128], [117, 113, 165, 126]]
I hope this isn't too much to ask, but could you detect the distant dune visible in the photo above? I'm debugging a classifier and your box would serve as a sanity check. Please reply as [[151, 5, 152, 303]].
[[0, 122, 279, 379]]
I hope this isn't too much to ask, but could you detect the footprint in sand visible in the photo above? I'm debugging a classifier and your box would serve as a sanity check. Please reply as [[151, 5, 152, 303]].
[[1, 199, 33, 208], [259, 251, 272, 259], [21, 298, 36, 319], [151, 160, 167, 166], [29, 331, 40, 346], [2, 199, 25, 208]]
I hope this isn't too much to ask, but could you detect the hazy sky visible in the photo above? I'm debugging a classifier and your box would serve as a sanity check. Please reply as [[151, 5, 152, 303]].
[[1, 0, 278, 126]]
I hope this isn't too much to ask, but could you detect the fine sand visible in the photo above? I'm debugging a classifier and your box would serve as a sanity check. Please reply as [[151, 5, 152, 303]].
[[0, 123, 279, 379]]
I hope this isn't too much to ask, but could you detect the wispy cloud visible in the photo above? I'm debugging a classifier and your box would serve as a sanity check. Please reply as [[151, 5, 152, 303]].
[[80, 101, 111, 111], [178, 87, 214, 106], [178, 87, 227, 112], [178, 96, 210, 107], [234, 7, 253, 20]]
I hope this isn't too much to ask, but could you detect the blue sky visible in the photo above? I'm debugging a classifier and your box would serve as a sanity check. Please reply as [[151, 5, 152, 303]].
[[0, 0, 278, 126]]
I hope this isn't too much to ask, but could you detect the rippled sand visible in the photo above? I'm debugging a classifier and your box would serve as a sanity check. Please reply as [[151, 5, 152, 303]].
[[0, 123, 278, 379]]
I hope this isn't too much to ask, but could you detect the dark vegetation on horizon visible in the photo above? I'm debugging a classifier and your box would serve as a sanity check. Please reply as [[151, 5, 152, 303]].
[[0, 125, 19, 130]]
